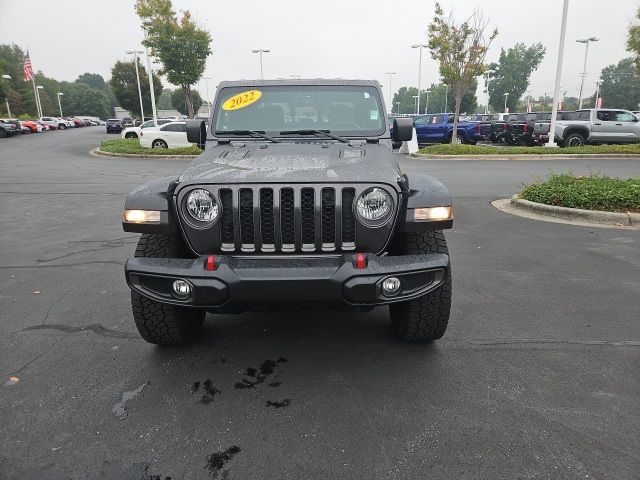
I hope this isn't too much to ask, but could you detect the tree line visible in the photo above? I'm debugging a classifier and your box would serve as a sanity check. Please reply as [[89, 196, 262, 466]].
[[392, 3, 640, 132]]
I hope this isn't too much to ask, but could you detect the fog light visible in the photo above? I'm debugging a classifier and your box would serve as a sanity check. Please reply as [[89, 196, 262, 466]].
[[172, 279, 192, 299], [382, 277, 401, 296]]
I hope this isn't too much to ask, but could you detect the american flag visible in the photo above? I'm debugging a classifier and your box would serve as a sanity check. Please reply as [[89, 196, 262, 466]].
[[23, 53, 34, 82]]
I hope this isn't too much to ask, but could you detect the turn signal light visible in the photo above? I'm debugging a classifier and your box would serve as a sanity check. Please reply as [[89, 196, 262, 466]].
[[123, 209, 161, 224], [205, 255, 216, 271], [354, 253, 367, 269], [413, 206, 452, 221]]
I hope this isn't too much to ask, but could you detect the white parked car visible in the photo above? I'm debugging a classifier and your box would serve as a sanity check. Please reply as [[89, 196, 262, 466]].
[[121, 118, 173, 139], [139, 121, 193, 149], [39, 116, 71, 130]]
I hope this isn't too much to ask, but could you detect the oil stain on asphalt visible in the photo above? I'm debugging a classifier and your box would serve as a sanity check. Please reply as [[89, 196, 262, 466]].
[[206, 446, 241, 479], [112, 382, 149, 420], [191, 379, 222, 404], [265, 399, 292, 409], [234, 358, 287, 390]]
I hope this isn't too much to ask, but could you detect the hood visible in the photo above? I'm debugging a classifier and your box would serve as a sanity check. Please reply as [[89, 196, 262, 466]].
[[176, 142, 403, 190]]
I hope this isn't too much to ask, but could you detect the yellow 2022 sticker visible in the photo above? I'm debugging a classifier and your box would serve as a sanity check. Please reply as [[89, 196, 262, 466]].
[[222, 90, 262, 111]]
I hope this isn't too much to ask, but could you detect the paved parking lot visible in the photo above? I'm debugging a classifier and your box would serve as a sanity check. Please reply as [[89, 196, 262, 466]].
[[1, 128, 639, 479]]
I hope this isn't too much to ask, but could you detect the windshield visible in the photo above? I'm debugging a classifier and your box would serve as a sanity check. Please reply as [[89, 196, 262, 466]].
[[213, 85, 385, 137]]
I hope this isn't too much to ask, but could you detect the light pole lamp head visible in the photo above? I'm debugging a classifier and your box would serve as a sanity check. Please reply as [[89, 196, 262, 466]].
[[37, 85, 44, 89], [1, 74, 11, 80], [58, 92, 64, 96]]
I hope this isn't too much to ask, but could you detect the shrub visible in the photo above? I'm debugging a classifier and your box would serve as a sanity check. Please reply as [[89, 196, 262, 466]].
[[99, 138, 202, 156], [418, 143, 640, 155], [519, 172, 640, 212]]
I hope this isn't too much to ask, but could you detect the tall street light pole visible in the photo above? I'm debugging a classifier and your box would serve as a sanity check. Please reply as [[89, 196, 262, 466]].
[[504, 92, 509, 113], [252, 49, 270, 79], [204, 76, 212, 117], [412, 95, 418, 114], [1, 74, 11, 117], [36, 85, 44, 118], [444, 85, 449, 113], [594, 81, 601, 108], [126, 50, 145, 122], [57, 92, 64, 117], [411, 45, 427, 114], [425, 89, 431, 114], [396, 102, 401, 114], [384, 71, 397, 113], [547, 0, 570, 147], [576, 37, 599, 109]]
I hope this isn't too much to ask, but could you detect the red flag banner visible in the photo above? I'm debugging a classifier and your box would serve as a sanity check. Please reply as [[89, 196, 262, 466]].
[[23, 54, 34, 82]]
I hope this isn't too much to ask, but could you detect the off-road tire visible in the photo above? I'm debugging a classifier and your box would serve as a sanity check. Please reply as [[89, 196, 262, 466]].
[[389, 231, 452, 342], [131, 233, 205, 345], [562, 132, 586, 148]]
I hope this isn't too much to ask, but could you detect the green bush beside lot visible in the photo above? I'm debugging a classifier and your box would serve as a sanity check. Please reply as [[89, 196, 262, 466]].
[[99, 138, 202, 156], [418, 143, 640, 156], [519, 172, 640, 212]]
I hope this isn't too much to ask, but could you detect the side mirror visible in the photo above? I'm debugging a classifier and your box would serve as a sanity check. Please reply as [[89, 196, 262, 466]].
[[186, 119, 207, 150], [392, 117, 413, 142]]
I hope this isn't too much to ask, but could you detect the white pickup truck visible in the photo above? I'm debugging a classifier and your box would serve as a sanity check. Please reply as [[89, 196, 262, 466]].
[[533, 109, 640, 147]]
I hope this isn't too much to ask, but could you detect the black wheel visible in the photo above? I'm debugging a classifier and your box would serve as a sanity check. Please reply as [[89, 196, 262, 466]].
[[125, 132, 138, 139], [0, 129, 7, 138], [562, 132, 585, 148], [131, 233, 205, 345], [388, 231, 452, 342], [58, 123, 66, 130], [152, 139, 168, 149]]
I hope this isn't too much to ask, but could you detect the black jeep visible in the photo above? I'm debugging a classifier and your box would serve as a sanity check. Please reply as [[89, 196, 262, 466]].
[[122, 79, 453, 345]]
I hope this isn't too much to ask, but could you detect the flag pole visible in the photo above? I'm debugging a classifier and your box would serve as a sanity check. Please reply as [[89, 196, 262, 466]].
[[31, 76, 41, 118]]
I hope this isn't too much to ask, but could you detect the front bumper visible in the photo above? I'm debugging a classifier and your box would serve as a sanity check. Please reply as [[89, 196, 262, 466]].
[[125, 253, 449, 311]]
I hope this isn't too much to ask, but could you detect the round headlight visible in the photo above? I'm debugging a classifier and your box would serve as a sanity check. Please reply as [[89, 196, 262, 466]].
[[356, 187, 393, 224], [186, 189, 219, 222]]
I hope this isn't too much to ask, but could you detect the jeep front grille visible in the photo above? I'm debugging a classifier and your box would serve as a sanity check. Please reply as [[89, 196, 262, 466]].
[[213, 185, 357, 253]]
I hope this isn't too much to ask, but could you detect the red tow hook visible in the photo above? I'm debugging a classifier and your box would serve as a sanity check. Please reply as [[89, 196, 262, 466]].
[[354, 253, 367, 270], [205, 255, 216, 271]]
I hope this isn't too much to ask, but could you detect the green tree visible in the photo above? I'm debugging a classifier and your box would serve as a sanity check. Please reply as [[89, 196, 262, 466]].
[[598, 57, 640, 109], [157, 88, 173, 109], [76, 73, 107, 91], [487, 43, 545, 113], [171, 87, 201, 116], [58, 81, 111, 118], [427, 2, 497, 143], [627, 8, 640, 73], [136, 0, 212, 118], [109, 59, 163, 119]]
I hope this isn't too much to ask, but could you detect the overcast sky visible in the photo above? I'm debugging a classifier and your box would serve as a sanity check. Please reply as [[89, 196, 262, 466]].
[[1, 0, 637, 108]]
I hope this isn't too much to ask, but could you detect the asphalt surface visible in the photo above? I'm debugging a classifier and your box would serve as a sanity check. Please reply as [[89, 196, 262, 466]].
[[1, 128, 639, 480]]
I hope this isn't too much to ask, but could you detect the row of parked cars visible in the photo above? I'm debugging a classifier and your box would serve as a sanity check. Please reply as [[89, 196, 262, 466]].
[[0, 116, 103, 137], [390, 108, 640, 147]]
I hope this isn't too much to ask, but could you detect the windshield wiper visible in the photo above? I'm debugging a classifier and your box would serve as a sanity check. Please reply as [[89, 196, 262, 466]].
[[215, 130, 280, 143], [279, 129, 349, 143]]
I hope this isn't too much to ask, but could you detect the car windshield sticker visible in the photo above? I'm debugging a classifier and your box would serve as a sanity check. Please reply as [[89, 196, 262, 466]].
[[222, 90, 262, 111], [370, 110, 379, 120]]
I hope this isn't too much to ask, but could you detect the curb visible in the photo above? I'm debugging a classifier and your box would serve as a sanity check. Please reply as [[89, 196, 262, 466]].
[[90, 148, 197, 160], [510, 195, 638, 226], [410, 153, 640, 161]]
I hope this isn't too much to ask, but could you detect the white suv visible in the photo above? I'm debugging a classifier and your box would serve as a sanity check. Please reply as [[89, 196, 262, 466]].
[[40, 117, 72, 130]]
